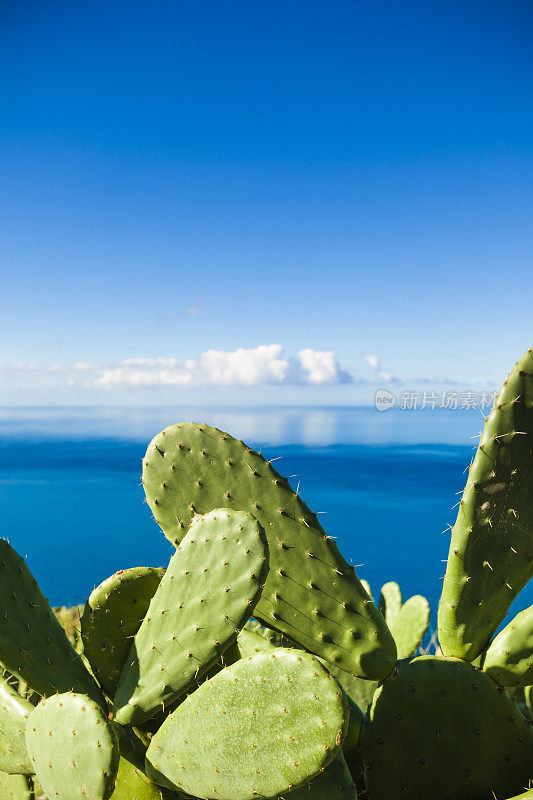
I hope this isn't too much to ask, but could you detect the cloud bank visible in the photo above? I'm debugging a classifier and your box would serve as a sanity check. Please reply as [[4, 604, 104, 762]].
[[95, 345, 352, 388]]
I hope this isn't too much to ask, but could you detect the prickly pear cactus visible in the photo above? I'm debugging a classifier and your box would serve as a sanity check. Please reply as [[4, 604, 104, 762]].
[[114, 509, 269, 725], [25, 692, 119, 800], [0, 772, 31, 800], [360, 656, 533, 800], [81, 566, 165, 697], [377, 581, 430, 658], [0, 540, 105, 706], [439, 348, 533, 660], [483, 605, 533, 687], [146, 648, 349, 800], [0, 675, 33, 774], [141, 422, 396, 680], [285, 750, 356, 800]]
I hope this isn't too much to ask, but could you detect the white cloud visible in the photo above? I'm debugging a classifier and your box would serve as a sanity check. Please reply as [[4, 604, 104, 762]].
[[94, 344, 352, 388], [364, 354, 379, 369]]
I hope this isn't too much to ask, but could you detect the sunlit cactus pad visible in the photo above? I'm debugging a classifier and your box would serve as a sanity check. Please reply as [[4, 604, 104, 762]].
[[0, 675, 33, 774], [146, 648, 349, 800], [81, 566, 165, 697], [141, 421, 396, 679], [439, 347, 533, 660], [114, 509, 269, 725], [0, 541, 104, 706], [25, 692, 119, 800], [360, 656, 533, 800]]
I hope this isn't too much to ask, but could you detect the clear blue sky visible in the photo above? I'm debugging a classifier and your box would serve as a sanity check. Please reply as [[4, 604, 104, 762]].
[[1, 0, 532, 404]]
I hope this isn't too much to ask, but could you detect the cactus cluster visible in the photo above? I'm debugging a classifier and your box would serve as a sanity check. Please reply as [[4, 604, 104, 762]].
[[0, 346, 531, 800]]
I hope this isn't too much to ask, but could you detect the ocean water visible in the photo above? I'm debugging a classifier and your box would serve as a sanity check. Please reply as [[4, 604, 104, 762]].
[[1, 406, 531, 629]]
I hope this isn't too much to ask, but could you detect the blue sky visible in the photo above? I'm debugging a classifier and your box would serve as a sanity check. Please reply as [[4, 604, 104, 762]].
[[1, 0, 532, 405]]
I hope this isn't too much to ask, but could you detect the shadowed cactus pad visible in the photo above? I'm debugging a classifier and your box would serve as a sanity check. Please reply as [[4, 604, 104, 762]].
[[0, 675, 33, 774], [114, 509, 269, 725], [439, 348, 533, 660], [0, 540, 105, 707], [360, 656, 533, 800], [110, 756, 177, 800], [25, 692, 119, 800], [141, 422, 396, 679], [145, 648, 349, 800], [81, 567, 165, 697], [285, 750, 356, 800]]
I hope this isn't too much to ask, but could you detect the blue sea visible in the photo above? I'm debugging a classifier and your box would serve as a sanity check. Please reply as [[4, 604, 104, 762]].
[[1, 406, 531, 631]]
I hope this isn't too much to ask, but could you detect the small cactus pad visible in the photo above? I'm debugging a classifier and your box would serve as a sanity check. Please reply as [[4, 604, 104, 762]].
[[0, 772, 31, 800], [360, 656, 533, 800], [141, 422, 396, 679], [110, 757, 176, 800], [0, 540, 105, 706], [378, 581, 402, 626], [388, 595, 430, 659], [145, 648, 349, 800], [483, 605, 533, 687], [439, 348, 533, 660], [0, 675, 33, 774], [25, 692, 119, 800], [285, 750, 356, 800], [114, 509, 269, 725], [81, 567, 165, 697]]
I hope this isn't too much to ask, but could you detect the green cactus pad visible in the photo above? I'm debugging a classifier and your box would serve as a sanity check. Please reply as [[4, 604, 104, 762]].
[[285, 750, 356, 800], [503, 791, 533, 800], [0, 540, 105, 706], [25, 692, 119, 800], [439, 348, 533, 660], [114, 509, 269, 725], [110, 756, 177, 800], [0, 772, 31, 800], [360, 656, 533, 800], [378, 581, 402, 626], [81, 567, 165, 697], [0, 675, 33, 774], [484, 605, 533, 687], [388, 595, 430, 659], [145, 648, 349, 800], [141, 422, 396, 680]]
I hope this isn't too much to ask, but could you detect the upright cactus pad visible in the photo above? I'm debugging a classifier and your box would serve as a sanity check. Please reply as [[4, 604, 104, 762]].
[[388, 595, 430, 659], [141, 422, 396, 679], [0, 540, 105, 706], [439, 348, 533, 660], [285, 750, 356, 800], [146, 648, 349, 800], [81, 567, 165, 697], [25, 692, 119, 800], [483, 605, 533, 687], [0, 675, 33, 774], [360, 656, 533, 800], [114, 509, 269, 725], [378, 581, 402, 626]]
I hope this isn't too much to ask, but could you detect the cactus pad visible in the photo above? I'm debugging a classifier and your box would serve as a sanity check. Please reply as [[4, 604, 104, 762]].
[[110, 756, 176, 800], [378, 581, 402, 626], [0, 540, 105, 706], [25, 692, 119, 800], [360, 656, 533, 800], [0, 772, 31, 800], [388, 595, 430, 658], [114, 509, 269, 725], [81, 567, 165, 697], [483, 605, 533, 687], [145, 648, 349, 800], [439, 348, 533, 660], [286, 750, 356, 800], [0, 675, 33, 774], [141, 422, 396, 679]]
